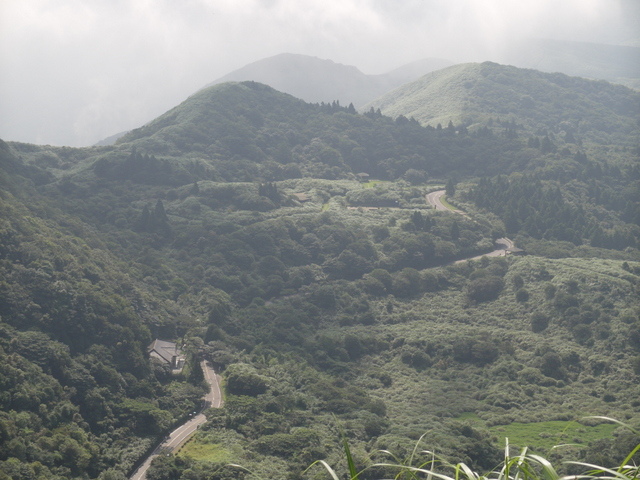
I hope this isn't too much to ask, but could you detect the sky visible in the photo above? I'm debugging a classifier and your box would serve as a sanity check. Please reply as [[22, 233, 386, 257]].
[[1, 0, 638, 147]]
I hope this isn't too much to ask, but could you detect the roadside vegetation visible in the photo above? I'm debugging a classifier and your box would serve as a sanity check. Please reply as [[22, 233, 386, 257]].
[[0, 65, 638, 479]]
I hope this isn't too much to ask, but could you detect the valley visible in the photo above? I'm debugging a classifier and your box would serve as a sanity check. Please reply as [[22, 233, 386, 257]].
[[0, 59, 638, 480], [130, 361, 222, 480]]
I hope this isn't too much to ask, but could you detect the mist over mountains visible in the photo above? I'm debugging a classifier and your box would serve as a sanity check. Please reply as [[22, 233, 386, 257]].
[[206, 53, 454, 108], [502, 38, 640, 90], [0, 29, 639, 479], [92, 38, 639, 147], [208, 39, 640, 108], [364, 61, 640, 135], [210, 39, 640, 106]]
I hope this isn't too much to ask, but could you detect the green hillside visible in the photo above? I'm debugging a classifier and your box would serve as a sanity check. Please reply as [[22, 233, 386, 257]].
[[365, 62, 640, 146], [0, 70, 638, 479], [205, 53, 453, 109]]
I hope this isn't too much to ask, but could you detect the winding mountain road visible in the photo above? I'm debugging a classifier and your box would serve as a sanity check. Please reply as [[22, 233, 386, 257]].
[[131, 190, 512, 479], [426, 190, 454, 212], [129, 360, 223, 480], [454, 237, 514, 263], [426, 189, 515, 261]]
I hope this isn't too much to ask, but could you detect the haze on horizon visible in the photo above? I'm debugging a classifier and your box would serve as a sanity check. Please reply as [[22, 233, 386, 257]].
[[1, 0, 638, 147]]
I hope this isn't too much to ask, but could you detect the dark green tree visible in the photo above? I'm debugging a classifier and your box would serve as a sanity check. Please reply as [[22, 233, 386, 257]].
[[189, 358, 205, 386], [450, 221, 460, 240], [445, 178, 456, 197]]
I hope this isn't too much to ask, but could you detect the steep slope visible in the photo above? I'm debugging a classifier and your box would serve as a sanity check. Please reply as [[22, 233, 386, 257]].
[[365, 62, 640, 145], [1, 60, 639, 478], [0, 153, 206, 478], [94, 54, 452, 146], [95, 80, 537, 180], [206, 53, 452, 107], [117, 81, 311, 154]]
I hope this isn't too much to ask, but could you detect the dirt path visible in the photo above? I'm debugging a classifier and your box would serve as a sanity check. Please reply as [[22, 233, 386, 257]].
[[129, 360, 223, 480]]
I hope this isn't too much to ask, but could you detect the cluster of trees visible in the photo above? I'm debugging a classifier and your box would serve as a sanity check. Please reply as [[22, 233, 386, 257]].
[[0, 72, 638, 478], [91, 82, 547, 184], [139, 250, 640, 478], [0, 185, 206, 478], [467, 175, 638, 249]]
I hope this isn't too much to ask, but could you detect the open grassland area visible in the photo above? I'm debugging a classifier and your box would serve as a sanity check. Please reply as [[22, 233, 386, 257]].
[[178, 440, 232, 462], [454, 413, 620, 453], [490, 420, 618, 453]]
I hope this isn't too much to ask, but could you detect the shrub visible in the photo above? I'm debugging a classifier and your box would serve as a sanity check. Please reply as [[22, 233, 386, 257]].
[[392, 268, 422, 297], [362, 275, 387, 295], [539, 351, 566, 380], [553, 292, 579, 311], [421, 271, 439, 292], [453, 338, 499, 366], [309, 284, 337, 309], [512, 274, 525, 289], [253, 429, 320, 457], [632, 355, 640, 375], [400, 346, 432, 370], [544, 282, 557, 300], [515, 288, 530, 302], [466, 275, 504, 303], [225, 364, 269, 396], [572, 324, 592, 345], [364, 414, 388, 438], [629, 322, 640, 350], [530, 312, 550, 332], [518, 366, 552, 386]]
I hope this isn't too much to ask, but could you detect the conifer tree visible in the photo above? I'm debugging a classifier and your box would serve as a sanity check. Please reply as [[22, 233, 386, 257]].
[[137, 205, 151, 232], [446, 178, 456, 197], [450, 220, 460, 240]]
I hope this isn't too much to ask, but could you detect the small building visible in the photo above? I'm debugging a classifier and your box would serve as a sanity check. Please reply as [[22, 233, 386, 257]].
[[148, 339, 185, 371], [356, 172, 370, 182], [506, 247, 526, 256]]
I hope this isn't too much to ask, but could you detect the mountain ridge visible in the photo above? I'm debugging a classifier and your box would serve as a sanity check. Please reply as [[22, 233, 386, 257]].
[[1, 52, 639, 478], [364, 61, 640, 143], [205, 53, 453, 108], [94, 41, 639, 146]]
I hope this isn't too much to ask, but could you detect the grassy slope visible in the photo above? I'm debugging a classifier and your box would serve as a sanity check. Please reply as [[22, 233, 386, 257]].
[[364, 63, 476, 127], [365, 62, 640, 144]]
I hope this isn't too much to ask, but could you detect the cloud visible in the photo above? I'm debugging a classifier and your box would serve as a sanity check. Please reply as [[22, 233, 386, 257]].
[[0, 0, 635, 146]]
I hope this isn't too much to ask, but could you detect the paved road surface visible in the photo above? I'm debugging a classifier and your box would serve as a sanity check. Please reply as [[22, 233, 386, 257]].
[[454, 237, 514, 263], [130, 360, 223, 480], [425, 190, 450, 211], [426, 189, 516, 262]]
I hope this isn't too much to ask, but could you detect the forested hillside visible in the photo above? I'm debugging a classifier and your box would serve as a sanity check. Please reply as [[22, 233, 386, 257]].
[[0, 63, 638, 479], [365, 61, 640, 146]]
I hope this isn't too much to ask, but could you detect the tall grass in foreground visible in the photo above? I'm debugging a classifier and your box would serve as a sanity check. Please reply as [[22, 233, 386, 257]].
[[305, 417, 639, 480]]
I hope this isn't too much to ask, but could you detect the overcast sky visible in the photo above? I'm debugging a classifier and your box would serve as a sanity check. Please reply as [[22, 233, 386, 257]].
[[1, 0, 638, 147]]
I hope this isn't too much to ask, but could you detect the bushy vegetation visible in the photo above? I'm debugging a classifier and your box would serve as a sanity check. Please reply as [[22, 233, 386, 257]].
[[0, 64, 638, 479]]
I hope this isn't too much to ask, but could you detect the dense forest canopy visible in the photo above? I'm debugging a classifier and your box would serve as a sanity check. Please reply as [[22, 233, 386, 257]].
[[0, 61, 639, 479]]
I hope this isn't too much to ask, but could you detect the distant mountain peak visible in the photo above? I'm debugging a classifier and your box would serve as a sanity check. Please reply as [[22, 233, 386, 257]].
[[206, 53, 454, 108]]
